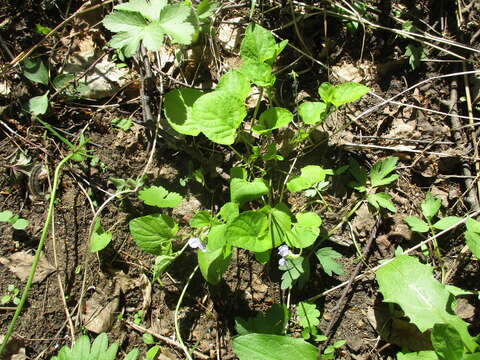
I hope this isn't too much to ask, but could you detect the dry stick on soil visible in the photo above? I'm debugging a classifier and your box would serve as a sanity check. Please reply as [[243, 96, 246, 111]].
[[308, 210, 480, 303], [125, 321, 209, 360], [319, 216, 381, 353]]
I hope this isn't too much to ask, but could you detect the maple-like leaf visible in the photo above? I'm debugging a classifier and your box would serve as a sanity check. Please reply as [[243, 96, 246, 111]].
[[103, 0, 195, 57]]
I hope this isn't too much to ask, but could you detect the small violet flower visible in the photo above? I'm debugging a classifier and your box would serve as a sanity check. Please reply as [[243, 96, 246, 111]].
[[277, 245, 289, 258], [278, 257, 288, 267], [187, 237, 206, 252]]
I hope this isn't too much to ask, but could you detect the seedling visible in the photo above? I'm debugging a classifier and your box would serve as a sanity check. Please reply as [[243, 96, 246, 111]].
[[402, 21, 428, 70], [349, 156, 399, 213], [1, 285, 20, 306], [0, 210, 29, 230]]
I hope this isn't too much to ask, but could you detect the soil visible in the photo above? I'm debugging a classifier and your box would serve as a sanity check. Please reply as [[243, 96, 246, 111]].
[[1, 0, 480, 359]]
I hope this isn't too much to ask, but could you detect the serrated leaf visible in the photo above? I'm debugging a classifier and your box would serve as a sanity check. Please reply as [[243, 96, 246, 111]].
[[297, 301, 320, 331], [232, 334, 318, 360], [196, 0, 217, 19], [287, 165, 333, 193], [432, 216, 462, 230], [421, 192, 442, 220], [164, 88, 203, 136], [330, 82, 370, 107], [157, 4, 195, 44], [370, 156, 399, 187], [238, 60, 275, 87], [376, 255, 477, 352], [252, 107, 293, 133], [189, 210, 213, 228], [315, 247, 344, 276], [297, 101, 328, 125], [138, 185, 183, 208], [280, 256, 309, 290], [235, 304, 289, 335], [191, 90, 247, 144], [115, 0, 167, 21], [404, 216, 429, 233], [129, 213, 177, 255], [90, 218, 113, 252], [27, 92, 49, 116], [431, 323, 463, 360], [218, 202, 239, 223], [230, 177, 269, 205], [240, 23, 277, 63], [22, 58, 49, 85], [368, 192, 396, 212]]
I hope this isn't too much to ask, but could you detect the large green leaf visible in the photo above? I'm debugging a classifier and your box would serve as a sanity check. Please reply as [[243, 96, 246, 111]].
[[396, 351, 438, 360], [191, 90, 247, 144], [431, 324, 463, 360], [232, 334, 318, 360], [129, 214, 177, 255], [262, 204, 292, 247], [287, 165, 333, 193], [227, 211, 272, 252], [238, 60, 276, 87], [138, 185, 183, 208], [252, 107, 293, 133], [297, 101, 328, 125], [330, 82, 370, 107], [164, 88, 203, 136], [198, 246, 231, 285], [230, 177, 269, 205], [216, 70, 251, 101], [376, 255, 477, 352], [240, 23, 277, 63], [286, 212, 321, 249]]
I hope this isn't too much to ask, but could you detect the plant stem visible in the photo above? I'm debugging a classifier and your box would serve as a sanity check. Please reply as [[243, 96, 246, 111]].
[[174, 265, 199, 360], [0, 154, 72, 357]]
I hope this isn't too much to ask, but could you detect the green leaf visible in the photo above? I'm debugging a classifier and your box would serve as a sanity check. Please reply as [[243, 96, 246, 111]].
[[238, 60, 276, 87], [368, 192, 396, 212], [216, 70, 251, 101], [71, 335, 92, 360], [405, 44, 427, 70], [115, 0, 167, 21], [218, 202, 239, 223], [164, 88, 203, 136], [90, 333, 109, 359], [240, 23, 277, 63], [189, 210, 213, 228], [11, 218, 29, 230], [27, 92, 49, 116], [297, 301, 320, 332], [124, 349, 140, 360], [129, 214, 177, 255], [138, 185, 183, 208], [404, 216, 430, 233], [432, 216, 462, 230], [315, 247, 344, 276], [207, 224, 228, 250], [196, 0, 217, 19], [280, 256, 309, 290], [155, 4, 195, 45], [198, 246, 231, 285], [370, 156, 399, 187], [90, 218, 113, 252], [348, 159, 367, 191], [330, 82, 370, 107], [22, 58, 49, 85], [287, 212, 321, 249], [111, 117, 132, 131], [252, 107, 293, 133], [0, 210, 13, 222], [232, 334, 318, 360], [230, 177, 269, 205], [318, 82, 334, 104], [297, 102, 328, 125], [431, 324, 463, 360], [235, 304, 289, 335], [152, 254, 176, 283], [191, 90, 247, 145], [263, 204, 292, 247], [142, 333, 155, 345], [465, 218, 480, 258], [421, 193, 442, 220], [287, 165, 333, 193], [376, 255, 477, 352], [227, 211, 271, 252], [396, 351, 438, 360]]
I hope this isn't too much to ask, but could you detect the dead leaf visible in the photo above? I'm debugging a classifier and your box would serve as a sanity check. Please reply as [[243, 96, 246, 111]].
[[140, 273, 152, 315], [82, 283, 120, 334], [0, 251, 55, 283]]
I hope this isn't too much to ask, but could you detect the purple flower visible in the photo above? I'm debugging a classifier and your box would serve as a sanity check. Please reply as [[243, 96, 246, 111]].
[[279, 258, 288, 267], [277, 245, 289, 257], [188, 237, 206, 252]]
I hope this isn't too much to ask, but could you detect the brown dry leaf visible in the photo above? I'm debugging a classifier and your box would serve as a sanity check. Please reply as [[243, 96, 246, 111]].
[[82, 284, 120, 334], [0, 251, 55, 283], [140, 273, 152, 314]]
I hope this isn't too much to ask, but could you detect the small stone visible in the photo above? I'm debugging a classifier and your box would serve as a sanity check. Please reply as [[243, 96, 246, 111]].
[[323, 312, 332, 321]]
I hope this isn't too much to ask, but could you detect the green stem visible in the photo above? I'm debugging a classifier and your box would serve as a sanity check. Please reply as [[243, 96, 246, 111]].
[[174, 265, 199, 360], [0, 154, 72, 357]]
